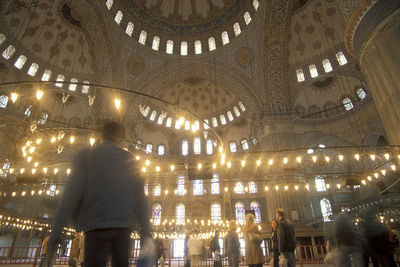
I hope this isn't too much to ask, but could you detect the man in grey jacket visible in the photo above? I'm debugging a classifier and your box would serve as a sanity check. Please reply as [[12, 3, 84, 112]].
[[43, 121, 149, 267]]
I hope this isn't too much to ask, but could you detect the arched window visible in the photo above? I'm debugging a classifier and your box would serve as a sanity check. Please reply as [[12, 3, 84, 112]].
[[244, 12, 252, 25], [194, 137, 201, 154], [14, 55, 27, 69], [203, 119, 210, 129], [153, 184, 161, 196], [0, 34, 5, 44], [82, 81, 90, 94], [211, 117, 218, 127], [343, 98, 354, 111], [41, 70, 52, 81], [182, 140, 189, 156], [150, 110, 157, 121], [176, 204, 185, 225], [139, 30, 147, 45], [193, 180, 203, 195], [143, 106, 150, 117], [233, 23, 241, 36], [208, 37, 216, 51], [250, 201, 261, 223], [158, 145, 165, 156], [135, 140, 142, 150], [27, 63, 39, 76], [2, 45, 15, 59], [309, 64, 318, 78], [296, 69, 305, 82], [241, 139, 249, 150], [230, 142, 237, 153], [152, 36, 160, 50], [114, 10, 123, 24], [220, 115, 227, 125], [192, 120, 200, 131], [336, 52, 347, 65], [145, 144, 153, 154], [166, 40, 174, 54], [249, 181, 257, 193], [181, 41, 188, 56], [144, 184, 148, 196], [106, 0, 113, 10], [0, 95, 8, 108], [69, 78, 78, 91], [126, 22, 134, 36], [157, 114, 165, 125], [152, 204, 162, 225], [233, 106, 240, 117], [206, 139, 213, 155], [175, 120, 182, 130], [234, 182, 244, 194], [211, 174, 219, 194], [235, 202, 246, 225], [165, 117, 172, 127], [227, 111, 234, 121], [38, 113, 48, 125], [250, 137, 258, 145], [24, 105, 32, 117], [184, 120, 191, 131], [55, 74, 65, 87], [322, 59, 333, 73], [195, 40, 202, 54], [253, 0, 259, 10], [315, 176, 326, 192], [320, 198, 333, 222], [177, 176, 185, 195], [221, 31, 229, 45], [357, 88, 366, 100], [211, 203, 221, 223], [238, 101, 246, 111]]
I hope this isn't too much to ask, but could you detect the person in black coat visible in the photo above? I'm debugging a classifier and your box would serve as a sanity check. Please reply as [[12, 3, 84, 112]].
[[270, 219, 279, 267]]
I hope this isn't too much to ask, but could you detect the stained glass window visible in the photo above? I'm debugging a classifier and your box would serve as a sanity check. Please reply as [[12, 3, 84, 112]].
[[114, 11, 123, 24], [152, 36, 160, 51], [241, 139, 249, 150], [176, 204, 185, 225], [0, 95, 8, 108], [230, 142, 237, 153], [145, 143, 153, 154], [206, 139, 213, 155], [41, 70, 52, 81], [182, 140, 188, 156], [69, 78, 78, 91], [322, 59, 333, 73], [249, 181, 257, 193], [14, 55, 27, 69], [2, 45, 15, 59], [296, 69, 305, 82], [233, 23, 241, 36], [153, 184, 161, 196], [315, 177, 327, 192], [177, 175, 185, 195], [250, 201, 261, 223], [211, 203, 221, 223], [126, 22, 134, 36], [221, 31, 229, 45], [139, 31, 147, 45], [211, 174, 219, 194], [234, 182, 244, 194], [343, 98, 353, 111], [208, 37, 216, 51], [181, 41, 188, 56], [320, 198, 333, 222], [158, 145, 165, 156], [152, 204, 161, 225], [27, 63, 39, 76], [166, 40, 174, 54], [244, 12, 252, 25], [193, 180, 203, 195], [55, 74, 65, 87], [309, 64, 318, 78], [195, 40, 202, 54], [357, 88, 366, 100], [38, 113, 48, 125], [336, 52, 347, 65], [235, 202, 246, 224]]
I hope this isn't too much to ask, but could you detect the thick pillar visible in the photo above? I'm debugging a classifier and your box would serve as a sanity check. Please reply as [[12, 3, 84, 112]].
[[359, 10, 400, 144]]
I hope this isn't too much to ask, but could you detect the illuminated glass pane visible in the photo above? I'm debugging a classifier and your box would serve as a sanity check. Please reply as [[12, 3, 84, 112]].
[[114, 10, 123, 24], [152, 204, 162, 225], [220, 115, 227, 125], [166, 117, 172, 127], [2, 45, 15, 59], [135, 140, 142, 150], [357, 88, 366, 100], [139, 31, 147, 45], [343, 98, 353, 111], [14, 55, 27, 69], [238, 101, 246, 111], [181, 41, 188, 56], [27, 63, 39, 76], [38, 113, 48, 125], [227, 111, 234, 121], [233, 106, 240, 117], [153, 184, 161, 196], [208, 37, 216, 51], [204, 119, 210, 129], [230, 142, 237, 153], [177, 176, 185, 195], [0, 95, 8, 108], [106, 0, 113, 9], [150, 111, 157, 121], [221, 31, 229, 45], [182, 140, 189, 156], [322, 59, 333, 73], [152, 36, 160, 51], [194, 138, 201, 154], [195, 40, 202, 54], [55, 74, 65, 87], [244, 12, 252, 25], [0, 34, 5, 44], [315, 177, 327, 192], [250, 201, 261, 223], [166, 40, 174, 54], [69, 78, 78, 91], [193, 180, 203, 195], [211, 175, 219, 194], [211, 117, 218, 127], [235, 202, 245, 224], [309, 64, 318, 78], [233, 23, 241, 36], [176, 204, 185, 225], [144, 184, 148, 196], [336, 52, 347, 65], [41, 70, 52, 81], [321, 198, 333, 222], [158, 145, 165, 156], [296, 69, 305, 82], [241, 139, 249, 150], [82, 81, 90, 94], [234, 182, 244, 194], [211, 203, 221, 223], [145, 143, 153, 154], [185, 120, 191, 131], [253, 0, 259, 10], [249, 181, 257, 193], [126, 22, 134, 36], [206, 139, 213, 155]]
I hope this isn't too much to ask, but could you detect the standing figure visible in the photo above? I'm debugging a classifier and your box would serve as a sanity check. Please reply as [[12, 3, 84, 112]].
[[210, 230, 222, 267], [78, 233, 85, 267], [243, 213, 264, 267], [68, 233, 80, 267], [184, 232, 191, 267], [225, 221, 240, 267], [41, 121, 150, 267], [276, 209, 296, 267], [270, 219, 279, 267], [187, 233, 203, 267], [41, 235, 50, 256]]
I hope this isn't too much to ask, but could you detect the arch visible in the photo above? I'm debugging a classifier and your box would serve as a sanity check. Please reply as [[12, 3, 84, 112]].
[[309, 64, 318, 78], [296, 69, 305, 82], [139, 30, 147, 45], [249, 181, 257, 193], [336, 52, 347, 65], [41, 70, 52, 81]]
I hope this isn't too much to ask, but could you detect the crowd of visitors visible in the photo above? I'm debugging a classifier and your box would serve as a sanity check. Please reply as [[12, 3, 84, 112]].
[[37, 121, 399, 267]]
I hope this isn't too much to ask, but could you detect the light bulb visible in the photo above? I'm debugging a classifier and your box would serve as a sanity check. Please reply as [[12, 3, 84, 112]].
[[227, 162, 231, 168], [256, 160, 261, 167], [367, 176, 372, 181], [381, 170, 386, 176], [284, 185, 289, 191], [296, 157, 301, 163], [312, 156, 317, 163], [295, 185, 299, 191], [305, 184, 310, 191], [361, 180, 366, 185], [283, 157, 288, 164], [384, 153, 390, 160], [374, 173, 379, 179], [54, 168, 59, 174], [31, 169, 36, 175], [197, 163, 202, 170], [241, 160, 246, 167], [212, 163, 217, 169], [27, 156, 32, 163], [145, 160, 150, 166], [34, 162, 38, 168], [268, 159, 274, 166], [155, 166, 160, 172], [370, 154, 376, 161], [338, 154, 344, 162], [325, 156, 330, 163], [170, 165, 175, 172], [354, 154, 360, 161], [89, 138, 95, 146], [391, 165, 396, 171], [275, 185, 279, 191], [10, 92, 18, 103], [265, 186, 269, 191], [20, 168, 25, 174], [69, 136, 75, 144], [50, 136, 56, 143], [114, 98, 121, 110], [165, 190, 168, 195], [36, 90, 44, 100], [43, 167, 47, 174], [336, 184, 341, 189], [142, 167, 146, 173]]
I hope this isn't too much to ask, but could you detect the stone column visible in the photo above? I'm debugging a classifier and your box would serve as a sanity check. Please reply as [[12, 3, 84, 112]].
[[359, 9, 400, 144]]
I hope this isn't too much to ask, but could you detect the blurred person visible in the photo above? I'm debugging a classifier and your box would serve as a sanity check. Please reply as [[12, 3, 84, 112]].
[[276, 209, 296, 267], [243, 213, 264, 267], [334, 213, 363, 267], [41, 121, 150, 267], [187, 233, 203, 267], [78, 233, 85, 267], [184, 231, 191, 267], [270, 219, 279, 267], [225, 221, 240, 267], [68, 233, 80, 267], [210, 230, 222, 267], [41, 235, 50, 256], [155, 238, 165, 266], [385, 224, 399, 267]]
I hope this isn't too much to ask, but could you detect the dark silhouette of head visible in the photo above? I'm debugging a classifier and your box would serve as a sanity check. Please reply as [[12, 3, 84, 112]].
[[102, 121, 125, 143], [276, 208, 285, 220]]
